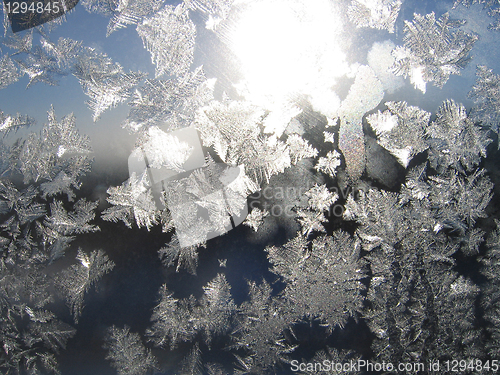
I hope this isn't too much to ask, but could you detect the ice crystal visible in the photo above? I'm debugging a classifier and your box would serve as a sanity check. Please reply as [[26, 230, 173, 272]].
[[0, 109, 34, 135], [323, 131, 335, 144], [81, 0, 118, 16], [305, 184, 338, 212], [13, 106, 92, 185], [231, 280, 298, 374], [102, 172, 160, 230], [107, 0, 165, 36], [1, 30, 33, 54], [0, 107, 99, 374], [346, 177, 486, 364], [39, 36, 82, 70], [367, 101, 431, 167], [73, 47, 146, 121], [195, 100, 293, 184], [55, 249, 115, 323], [104, 325, 158, 375], [136, 126, 193, 172], [426, 99, 491, 173], [392, 12, 478, 93], [0, 53, 19, 89], [481, 220, 500, 356], [137, 3, 196, 78], [428, 169, 493, 232], [243, 207, 268, 232], [124, 66, 214, 132], [314, 150, 341, 178], [16, 46, 66, 88], [286, 134, 318, 165], [0, 305, 76, 374], [160, 158, 256, 248], [147, 274, 236, 349], [184, 0, 234, 30], [348, 0, 402, 33], [158, 234, 203, 275], [266, 231, 366, 330], [179, 342, 203, 375], [365, 248, 482, 364], [295, 208, 327, 237], [43, 200, 100, 260], [468, 65, 500, 134]]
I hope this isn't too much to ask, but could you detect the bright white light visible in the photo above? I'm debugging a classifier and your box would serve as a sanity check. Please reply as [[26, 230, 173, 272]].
[[230, 0, 349, 116]]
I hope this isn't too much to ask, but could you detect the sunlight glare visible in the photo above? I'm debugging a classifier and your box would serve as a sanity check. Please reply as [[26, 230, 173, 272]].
[[230, 0, 349, 116]]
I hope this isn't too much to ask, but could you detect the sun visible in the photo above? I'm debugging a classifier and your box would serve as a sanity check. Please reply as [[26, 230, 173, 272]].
[[229, 0, 349, 115]]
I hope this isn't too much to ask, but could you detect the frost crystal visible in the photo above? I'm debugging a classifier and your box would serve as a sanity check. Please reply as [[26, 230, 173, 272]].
[[305, 184, 338, 212], [296, 208, 327, 237], [147, 274, 236, 349], [481, 220, 500, 356], [102, 172, 160, 230], [286, 134, 318, 165], [81, 0, 118, 16], [0, 109, 35, 135], [179, 342, 203, 375], [136, 126, 193, 172], [267, 231, 366, 329], [195, 100, 293, 184], [107, 0, 164, 36], [348, 0, 402, 33], [137, 3, 196, 78], [56, 249, 115, 323], [243, 207, 268, 232], [124, 66, 214, 132], [184, 0, 234, 30], [161, 159, 255, 247], [0, 107, 98, 374], [0, 53, 19, 89], [104, 325, 158, 375], [367, 101, 431, 167], [392, 12, 478, 93], [469, 65, 500, 134], [158, 234, 202, 274], [314, 150, 341, 178], [426, 99, 491, 173], [453, 0, 500, 30], [14, 106, 92, 185], [2, 30, 33, 54], [39, 36, 82, 69], [16, 46, 66, 88], [73, 48, 146, 121], [231, 280, 297, 373]]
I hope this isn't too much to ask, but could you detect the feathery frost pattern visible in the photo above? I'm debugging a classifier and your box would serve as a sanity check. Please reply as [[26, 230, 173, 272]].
[[367, 101, 431, 167], [104, 326, 158, 375], [73, 48, 146, 121], [469, 65, 500, 134], [1, 0, 500, 373], [56, 249, 115, 323], [137, 3, 196, 78], [266, 231, 366, 330], [0, 54, 19, 89], [392, 12, 478, 93], [0, 107, 99, 374], [348, 0, 402, 33]]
